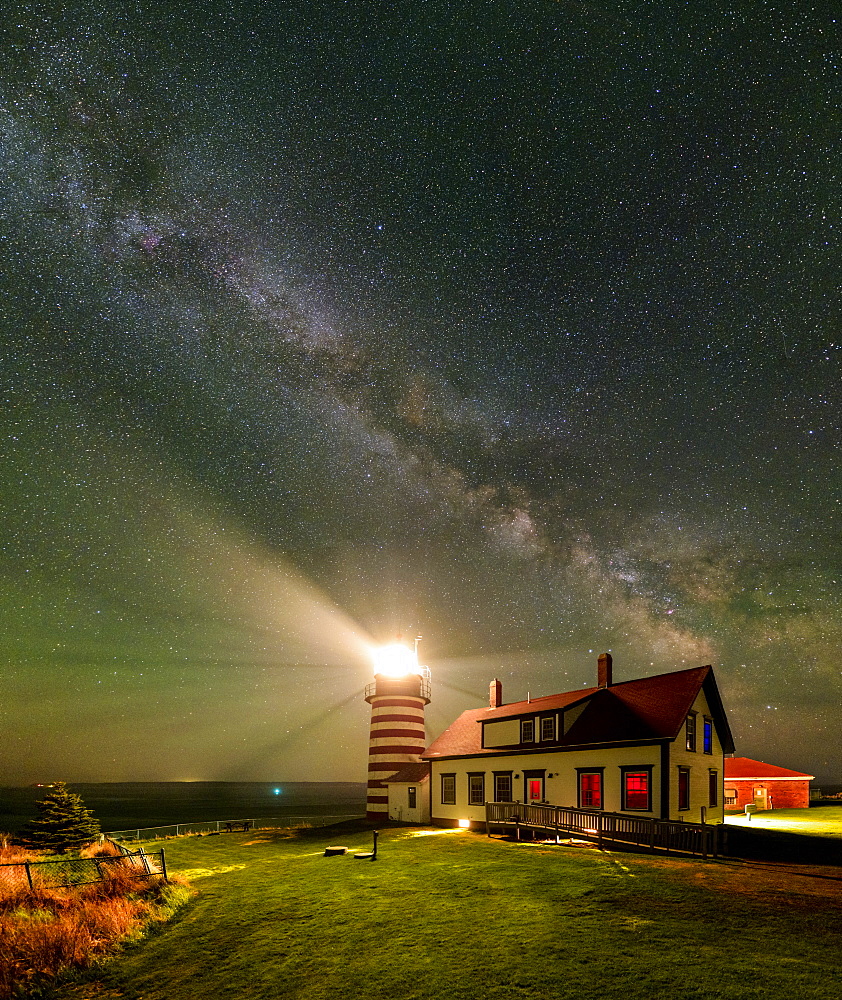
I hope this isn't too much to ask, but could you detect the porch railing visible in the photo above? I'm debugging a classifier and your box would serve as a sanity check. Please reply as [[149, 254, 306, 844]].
[[485, 801, 720, 858]]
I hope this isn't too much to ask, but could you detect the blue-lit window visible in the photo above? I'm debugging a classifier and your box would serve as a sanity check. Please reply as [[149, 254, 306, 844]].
[[703, 718, 713, 754]]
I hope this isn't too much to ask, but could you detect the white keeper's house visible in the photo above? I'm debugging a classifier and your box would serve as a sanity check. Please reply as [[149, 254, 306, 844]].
[[385, 653, 734, 828]]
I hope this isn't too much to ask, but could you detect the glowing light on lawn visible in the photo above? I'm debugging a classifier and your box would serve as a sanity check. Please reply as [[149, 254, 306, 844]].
[[370, 641, 419, 678], [458, 819, 471, 829], [274, 788, 281, 795]]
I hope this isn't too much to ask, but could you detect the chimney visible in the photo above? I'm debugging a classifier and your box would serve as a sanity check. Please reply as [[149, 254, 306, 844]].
[[489, 678, 503, 708], [597, 653, 613, 688]]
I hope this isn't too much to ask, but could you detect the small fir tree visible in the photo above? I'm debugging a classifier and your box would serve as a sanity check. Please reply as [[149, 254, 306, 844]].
[[20, 782, 101, 854]]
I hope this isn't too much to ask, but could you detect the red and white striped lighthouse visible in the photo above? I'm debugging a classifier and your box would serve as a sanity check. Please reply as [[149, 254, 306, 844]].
[[364, 640, 431, 819]]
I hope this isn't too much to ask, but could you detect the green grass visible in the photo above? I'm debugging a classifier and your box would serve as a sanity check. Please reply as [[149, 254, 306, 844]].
[[50, 826, 842, 1000], [726, 806, 842, 838]]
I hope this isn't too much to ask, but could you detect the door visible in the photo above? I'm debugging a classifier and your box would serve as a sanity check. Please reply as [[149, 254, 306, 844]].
[[527, 777, 543, 802], [753, 786, 768, 809]]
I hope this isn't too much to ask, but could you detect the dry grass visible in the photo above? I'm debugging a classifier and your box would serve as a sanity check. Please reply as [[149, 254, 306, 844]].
[[0, 834, 191, 999], [0, 835, 38, 866], [79, 839, 125, 860]]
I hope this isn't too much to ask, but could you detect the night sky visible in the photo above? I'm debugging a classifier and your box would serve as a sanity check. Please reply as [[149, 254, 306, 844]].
[[2, 2, 839, 786]]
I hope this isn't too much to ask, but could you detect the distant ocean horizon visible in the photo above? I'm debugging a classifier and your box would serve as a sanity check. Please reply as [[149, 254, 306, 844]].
[[0, 781, 367, 835]]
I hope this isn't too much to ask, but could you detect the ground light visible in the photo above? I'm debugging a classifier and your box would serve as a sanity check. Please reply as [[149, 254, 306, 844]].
[[459, 819, 471, 829]]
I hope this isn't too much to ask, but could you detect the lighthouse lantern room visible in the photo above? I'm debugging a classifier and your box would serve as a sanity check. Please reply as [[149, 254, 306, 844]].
[[364, 639, 431, 819]]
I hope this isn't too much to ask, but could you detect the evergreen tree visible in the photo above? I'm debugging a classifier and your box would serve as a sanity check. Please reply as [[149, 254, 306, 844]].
[[19, 782, 101, 854]]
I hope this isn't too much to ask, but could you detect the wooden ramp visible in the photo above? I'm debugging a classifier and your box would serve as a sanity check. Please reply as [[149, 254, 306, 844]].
[[485, 802, 721, 858]]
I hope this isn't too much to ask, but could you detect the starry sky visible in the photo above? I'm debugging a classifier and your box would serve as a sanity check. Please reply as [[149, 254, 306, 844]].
[[2, 2, 839, 786]]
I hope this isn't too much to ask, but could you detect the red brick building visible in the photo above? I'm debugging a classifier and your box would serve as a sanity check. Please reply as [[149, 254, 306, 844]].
[[724, 757, 814, 811]]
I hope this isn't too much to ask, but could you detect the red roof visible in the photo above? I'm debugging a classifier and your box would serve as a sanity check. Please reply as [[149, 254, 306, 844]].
[[423, 664, 734, 759], [383, 762, 431, 783], [724, 757, 815, 780]]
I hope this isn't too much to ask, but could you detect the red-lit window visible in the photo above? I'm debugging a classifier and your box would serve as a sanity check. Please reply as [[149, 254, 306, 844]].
[[579, 772, 602, 809], [709, 770, 718, 807], [622, 769, 651, 811], [678, 767, 690, 810], [528, 778, 542, 801]]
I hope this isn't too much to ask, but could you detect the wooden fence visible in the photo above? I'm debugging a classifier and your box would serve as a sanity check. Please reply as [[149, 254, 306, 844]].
[[485, 802, 721, 857]]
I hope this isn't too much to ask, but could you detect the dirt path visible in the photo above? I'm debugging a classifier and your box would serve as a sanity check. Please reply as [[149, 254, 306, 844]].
[[629, 851, 842, 907]]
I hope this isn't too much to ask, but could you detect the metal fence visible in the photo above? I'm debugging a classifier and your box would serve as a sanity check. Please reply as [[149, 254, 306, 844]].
[[0, 849, 166, 891], [485, 801, 721, 857], [104, 814, 363, 842]]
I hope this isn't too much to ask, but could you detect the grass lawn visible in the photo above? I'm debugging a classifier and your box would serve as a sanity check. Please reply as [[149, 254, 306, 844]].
[[726, 806, 842, 838], [51, 825, 842, 1000]]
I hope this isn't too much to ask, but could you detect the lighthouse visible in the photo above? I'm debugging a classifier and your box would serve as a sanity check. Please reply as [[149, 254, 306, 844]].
[[364, 639, 431, 819]]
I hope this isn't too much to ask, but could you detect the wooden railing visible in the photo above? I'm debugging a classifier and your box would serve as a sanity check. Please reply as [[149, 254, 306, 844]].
[[485, 802, 720, 858]]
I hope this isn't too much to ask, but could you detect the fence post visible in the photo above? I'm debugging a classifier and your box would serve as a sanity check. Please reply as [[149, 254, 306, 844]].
[[24, 861, 34, 890], [597, 812, 603, 850], [160, 848, 167, 881]]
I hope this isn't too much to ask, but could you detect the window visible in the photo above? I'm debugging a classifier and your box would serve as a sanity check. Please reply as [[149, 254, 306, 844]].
[[703, 718, 713, 754], [685, 712, 697, 751], [408, 786, 417, 810], [578, 770, 603, 809], [493, 772, 512, 802], [621, 767, 652, 811], [540, 716, 555, 741], [468, 773, 485, 806], [521, 719, 534, 743], [724, 787, 737, 806], [708, 770, 718, 807], [678, 767, 691, 810], [441, 774, 456, 805]]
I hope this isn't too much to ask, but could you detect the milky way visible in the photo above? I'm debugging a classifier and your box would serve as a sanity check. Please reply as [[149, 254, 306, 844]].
[[1, 3, 839, 784]]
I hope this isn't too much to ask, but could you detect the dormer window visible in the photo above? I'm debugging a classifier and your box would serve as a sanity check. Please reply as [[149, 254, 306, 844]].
[[541, 717, 555, 741], [521, 719, 534, 743]]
